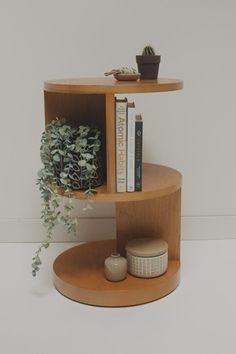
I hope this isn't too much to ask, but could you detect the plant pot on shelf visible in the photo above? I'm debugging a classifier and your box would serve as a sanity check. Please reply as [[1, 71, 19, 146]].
[[32, 118, 104, 277], [49, 120, 104, 191], [62, 152, 104, 191], [136, 55, 161, 80]]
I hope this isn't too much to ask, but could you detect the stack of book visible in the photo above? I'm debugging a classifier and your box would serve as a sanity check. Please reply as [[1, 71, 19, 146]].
[[116, 98, 143, 193]]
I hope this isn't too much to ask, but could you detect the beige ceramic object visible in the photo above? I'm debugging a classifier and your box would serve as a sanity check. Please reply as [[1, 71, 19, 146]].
[[113, 73, 140, 81], [126, 237, 168, 257], [104, 252, 128, 282], [126, 238, 168, 278]]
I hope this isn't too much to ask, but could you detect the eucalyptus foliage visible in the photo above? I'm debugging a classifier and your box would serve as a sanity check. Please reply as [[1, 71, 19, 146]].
[[32, 118, 102, 276]]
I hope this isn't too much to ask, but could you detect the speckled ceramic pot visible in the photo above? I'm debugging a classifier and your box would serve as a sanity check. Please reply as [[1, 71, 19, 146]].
[[126, 237, 168, 278]]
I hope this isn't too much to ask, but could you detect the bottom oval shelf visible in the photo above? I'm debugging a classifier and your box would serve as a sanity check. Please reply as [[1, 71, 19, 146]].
[[53, 240, 180, 307]]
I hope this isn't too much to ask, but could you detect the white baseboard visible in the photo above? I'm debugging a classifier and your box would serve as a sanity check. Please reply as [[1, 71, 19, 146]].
[[181, 215, 236, 240], [0, 218, 116, 243], [0, 215, 236, 242]]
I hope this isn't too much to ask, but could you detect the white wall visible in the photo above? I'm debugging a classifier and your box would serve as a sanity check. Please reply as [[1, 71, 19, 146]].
[[0, 0, 236, 242]]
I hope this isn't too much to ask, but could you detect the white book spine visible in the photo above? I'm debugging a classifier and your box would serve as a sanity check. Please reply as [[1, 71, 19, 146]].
[[127, 103, 135, 192], [116, 99, 127, 192]]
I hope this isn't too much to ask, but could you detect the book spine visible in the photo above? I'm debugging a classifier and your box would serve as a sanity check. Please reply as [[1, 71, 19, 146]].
[[134, 115, 143, 191], [116, 98, 127, 192], [126, 102, 136, 192]]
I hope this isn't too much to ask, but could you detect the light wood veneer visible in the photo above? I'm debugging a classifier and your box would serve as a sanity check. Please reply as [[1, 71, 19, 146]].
[[54, 163, 182, 202], [53, 240, 180, 307], [44, 77, 183, 94], [44, 77, 183, 307]]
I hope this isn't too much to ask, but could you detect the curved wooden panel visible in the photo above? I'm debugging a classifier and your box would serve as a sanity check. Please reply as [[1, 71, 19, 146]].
[[116, 189, 181, 259], [53, 240, 180, 307], [54, 163, 182, 202], [44, 77, 183, 94]]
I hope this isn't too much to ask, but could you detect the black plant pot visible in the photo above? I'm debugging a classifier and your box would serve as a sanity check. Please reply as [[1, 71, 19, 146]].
[[136, 55, 161, 80], [54, 152, 104, 191], [70, 153, 104, 190]]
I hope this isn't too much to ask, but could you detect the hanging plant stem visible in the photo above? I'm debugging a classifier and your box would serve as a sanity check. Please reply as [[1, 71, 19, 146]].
[[32, 118, 103, 276]]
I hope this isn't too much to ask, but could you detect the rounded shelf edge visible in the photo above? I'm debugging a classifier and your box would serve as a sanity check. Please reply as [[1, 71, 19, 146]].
[[44, 77, 183, 94], [54, 163, 182, 202], [53, 240, 180, 307]]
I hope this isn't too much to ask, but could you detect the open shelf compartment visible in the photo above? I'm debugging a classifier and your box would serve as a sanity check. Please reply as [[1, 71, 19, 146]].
[[44, 77, 183, 307], [53, 240, 180, 307]]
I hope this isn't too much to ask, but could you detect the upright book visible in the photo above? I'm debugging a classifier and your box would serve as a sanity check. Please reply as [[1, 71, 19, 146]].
[[134, 114, 143, 191], [116, 98, 128, 192], [126, 102, 136, 192]]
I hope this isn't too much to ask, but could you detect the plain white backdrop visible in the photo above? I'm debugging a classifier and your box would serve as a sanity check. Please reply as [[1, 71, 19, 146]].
[[0, 0, 236, 242], [1, 3, 236, 354]]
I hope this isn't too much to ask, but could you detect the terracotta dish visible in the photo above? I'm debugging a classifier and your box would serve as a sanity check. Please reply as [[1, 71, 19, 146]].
[[113, 73, 140, 81]]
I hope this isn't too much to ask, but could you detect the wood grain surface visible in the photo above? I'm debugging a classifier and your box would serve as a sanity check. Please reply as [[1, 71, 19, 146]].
[[54, 163, 182, 202], [53, 240, 180, 307], [44, 77, 183, 94], [116, 189, 181, 259], [45, 77, 183, 307]]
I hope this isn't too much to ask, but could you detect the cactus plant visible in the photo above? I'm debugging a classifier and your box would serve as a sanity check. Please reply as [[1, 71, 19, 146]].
[[142, 45, 156, 56], [136, 45, 161, 80]]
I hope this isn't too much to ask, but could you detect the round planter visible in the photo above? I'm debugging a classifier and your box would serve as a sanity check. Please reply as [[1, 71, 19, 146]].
[[136, 55, 161, 80], [69, 153, 104, 190], [54, 152, 104, 191]]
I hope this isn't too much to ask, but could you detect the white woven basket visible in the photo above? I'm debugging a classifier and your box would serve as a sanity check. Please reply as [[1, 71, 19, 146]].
[[127, 251, 168, 278]]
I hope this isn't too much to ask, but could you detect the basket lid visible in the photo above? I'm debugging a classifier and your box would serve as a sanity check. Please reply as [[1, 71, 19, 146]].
[[126, 237, 168, 257]]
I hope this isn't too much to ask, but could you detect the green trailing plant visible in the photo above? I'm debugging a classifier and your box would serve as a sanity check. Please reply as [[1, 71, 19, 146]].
[[32, 118, 102, 276], [142, 45, 156, 56]]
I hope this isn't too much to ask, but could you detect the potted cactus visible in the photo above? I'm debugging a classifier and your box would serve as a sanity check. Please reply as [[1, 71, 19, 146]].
[[136, 45, 161, 80]]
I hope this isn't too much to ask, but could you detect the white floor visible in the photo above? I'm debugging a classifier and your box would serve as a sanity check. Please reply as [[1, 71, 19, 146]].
[[0, 240, 236, 354]]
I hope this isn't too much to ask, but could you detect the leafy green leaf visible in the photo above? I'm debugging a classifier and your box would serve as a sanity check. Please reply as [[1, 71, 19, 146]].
[[60, 172, 68, 179], [82, 153, 94, 160], [51, 149, 58, 154], [78, 160, 86, 167], [60, 178, 68, 185], [53, 154, 60, 162], [34, 118, 102, 276], [86, 163, 92, 171]]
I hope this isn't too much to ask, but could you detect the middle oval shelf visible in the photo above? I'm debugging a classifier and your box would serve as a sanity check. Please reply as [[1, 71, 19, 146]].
[[54, 163, 182, 202]]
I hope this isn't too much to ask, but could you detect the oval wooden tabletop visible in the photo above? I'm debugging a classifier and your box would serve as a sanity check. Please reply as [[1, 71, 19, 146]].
[[44, 77, 183, 94], [53, 240, 180, 307], [55, 163, 182, 202]]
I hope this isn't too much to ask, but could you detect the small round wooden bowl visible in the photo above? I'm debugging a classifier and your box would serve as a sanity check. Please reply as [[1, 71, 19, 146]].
[[114, 73, 140, 81]]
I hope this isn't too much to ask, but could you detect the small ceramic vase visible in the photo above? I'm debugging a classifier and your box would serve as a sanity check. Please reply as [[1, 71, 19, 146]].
[[104, 252, 127, 282]]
